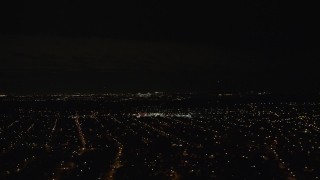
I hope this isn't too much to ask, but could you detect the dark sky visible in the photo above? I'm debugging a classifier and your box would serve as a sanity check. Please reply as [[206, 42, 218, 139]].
[[0, 1, 319, 94]]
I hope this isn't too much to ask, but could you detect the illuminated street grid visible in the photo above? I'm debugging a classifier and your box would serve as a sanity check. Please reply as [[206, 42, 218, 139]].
[[0, 93, 320, 179]]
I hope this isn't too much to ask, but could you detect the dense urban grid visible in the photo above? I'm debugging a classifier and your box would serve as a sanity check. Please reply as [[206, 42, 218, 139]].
[[0, 92, 320, 179]]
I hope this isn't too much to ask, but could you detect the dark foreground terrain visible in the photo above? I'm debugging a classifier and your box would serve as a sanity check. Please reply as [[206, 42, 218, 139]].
[[0, 92, 320, 179]]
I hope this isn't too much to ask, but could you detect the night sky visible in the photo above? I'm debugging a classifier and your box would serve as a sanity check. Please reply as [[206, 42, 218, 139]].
[[0, 1, 319, 94]]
